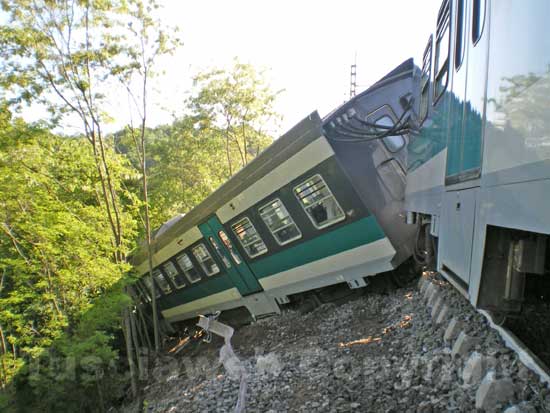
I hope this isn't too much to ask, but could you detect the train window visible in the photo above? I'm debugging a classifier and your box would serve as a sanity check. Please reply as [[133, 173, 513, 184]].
[[294, 174, 345, 229], [258, 199, 302, 246], [209, 236, 232, 269], [454, 0, 466, 69], [163, 261, 186, 289], [420, 37, 432, 122], [192, 243, 220, 276], [434, 0, 450, 102], [231, 217, 268, 258], [153, 269, 171, 294], [373, 116, 405, 153], [175, 252, 202, 283], [218, 230, 242, 264], [472, 0, 486, 45]]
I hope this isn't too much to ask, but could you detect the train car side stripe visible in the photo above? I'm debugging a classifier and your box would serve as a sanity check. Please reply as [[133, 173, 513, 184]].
[[160, 287, 241, 319], [216, 136, 334, 224], [249, 215, 387, 279], [258, 237, 395, 291]]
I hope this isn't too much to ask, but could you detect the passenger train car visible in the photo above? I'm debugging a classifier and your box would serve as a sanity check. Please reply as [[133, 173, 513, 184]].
[[406, 0, 550, 317], [130, 60, 417, 324]]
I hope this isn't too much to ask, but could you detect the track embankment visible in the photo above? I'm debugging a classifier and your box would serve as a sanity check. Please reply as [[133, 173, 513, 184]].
[[118, 274, 550, 413]]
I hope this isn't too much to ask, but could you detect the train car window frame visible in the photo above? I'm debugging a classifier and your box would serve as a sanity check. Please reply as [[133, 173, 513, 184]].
[[454, 0, 466, 70], [231, 217, 268, 258], [163, 260, 186, 289], [175, 252, 203, 283], [258, 198, 302, 246], [191, 243, 220, 276], [471, 0, 486, 45], [366, 105, 405, 153], [433, 0, 451, 104], [208, 236, 232, 269], [153, 268, 172, 294], [293, 174, 345, 230], [420, 36, 432, 124]]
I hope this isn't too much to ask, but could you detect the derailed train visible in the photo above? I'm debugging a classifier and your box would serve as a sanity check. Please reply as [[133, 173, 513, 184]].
[[131, 59, 417, 323], [131, 0, 550, 326]]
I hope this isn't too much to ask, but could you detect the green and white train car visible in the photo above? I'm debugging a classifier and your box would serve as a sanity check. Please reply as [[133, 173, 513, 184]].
[[131, 60, 416, 324]]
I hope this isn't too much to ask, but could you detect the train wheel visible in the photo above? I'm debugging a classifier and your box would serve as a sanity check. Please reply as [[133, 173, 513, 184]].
[[488, 311, 508, 327], [391, 265, 418, 288]]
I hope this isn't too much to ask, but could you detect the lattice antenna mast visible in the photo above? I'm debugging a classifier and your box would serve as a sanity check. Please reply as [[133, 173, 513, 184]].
[[349, 53, 357, 100]]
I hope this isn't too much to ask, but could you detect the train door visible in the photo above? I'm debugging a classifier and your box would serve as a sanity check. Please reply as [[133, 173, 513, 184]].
[[198, 215, 263, 296], [445, 0, 487, 183], [445, 0, 468, 182], [439, 0, 489, 290], [366, 105, 407, 201]]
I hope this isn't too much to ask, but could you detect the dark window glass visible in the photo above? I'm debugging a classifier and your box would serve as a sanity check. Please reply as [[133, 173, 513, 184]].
[[259, 199, 302, 246], [231, 217, 268, 258], [472, 0, 486, 44], [163, 261, 186, 289], [153, 269, 171, 294], [209, 236, 231, 268], [192, 244, 220, 276], [143, 274, 160, 298], [294, 175, 345, 229], [176, 252, 202, 283], [434, 0, 451, 100], [218, 230, 242, 264], [455, 0, 465, 69], [374, 116, 405, 153], [420, 37, 432, 122]]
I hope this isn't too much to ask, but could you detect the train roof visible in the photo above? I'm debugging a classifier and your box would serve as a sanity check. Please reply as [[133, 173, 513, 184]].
[[131, 58, 415, 267]]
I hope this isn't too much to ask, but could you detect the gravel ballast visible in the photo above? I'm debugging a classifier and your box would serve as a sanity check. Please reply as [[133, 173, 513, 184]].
[[121, 275, 550, 412]]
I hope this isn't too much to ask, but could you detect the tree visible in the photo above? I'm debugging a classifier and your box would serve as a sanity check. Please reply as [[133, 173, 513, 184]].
[[188, 60, 282, 176], [113, 62, 281, 230], [0, 0, 178, 261], [0, 0, 181, 405], [0, 108, 137, 411], [117, 0, 182, 354], [0, 0, 182, 382]]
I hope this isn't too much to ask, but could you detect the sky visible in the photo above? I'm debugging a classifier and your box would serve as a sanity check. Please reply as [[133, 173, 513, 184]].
[[7, 0, 444, 135], [145, 0, 443, 135]]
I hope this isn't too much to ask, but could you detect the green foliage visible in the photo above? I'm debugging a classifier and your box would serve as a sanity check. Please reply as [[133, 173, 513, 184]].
[[116, 61, 281, 228], [189, 60, 281, 174], [0, 2, 280, 412], [0, 111, 137, 411]]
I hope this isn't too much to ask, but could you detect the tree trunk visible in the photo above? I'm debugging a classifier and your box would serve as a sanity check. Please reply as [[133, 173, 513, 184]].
[[137, 307, 153, 350], [129, 309, 144, 380], [0, 324, 6, 388], [122, 308, 138, 398]]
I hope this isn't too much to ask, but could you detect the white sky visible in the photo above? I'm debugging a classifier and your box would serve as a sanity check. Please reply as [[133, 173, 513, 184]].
[[9, 0, 443, 135], [146, 0, 443, 135]]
